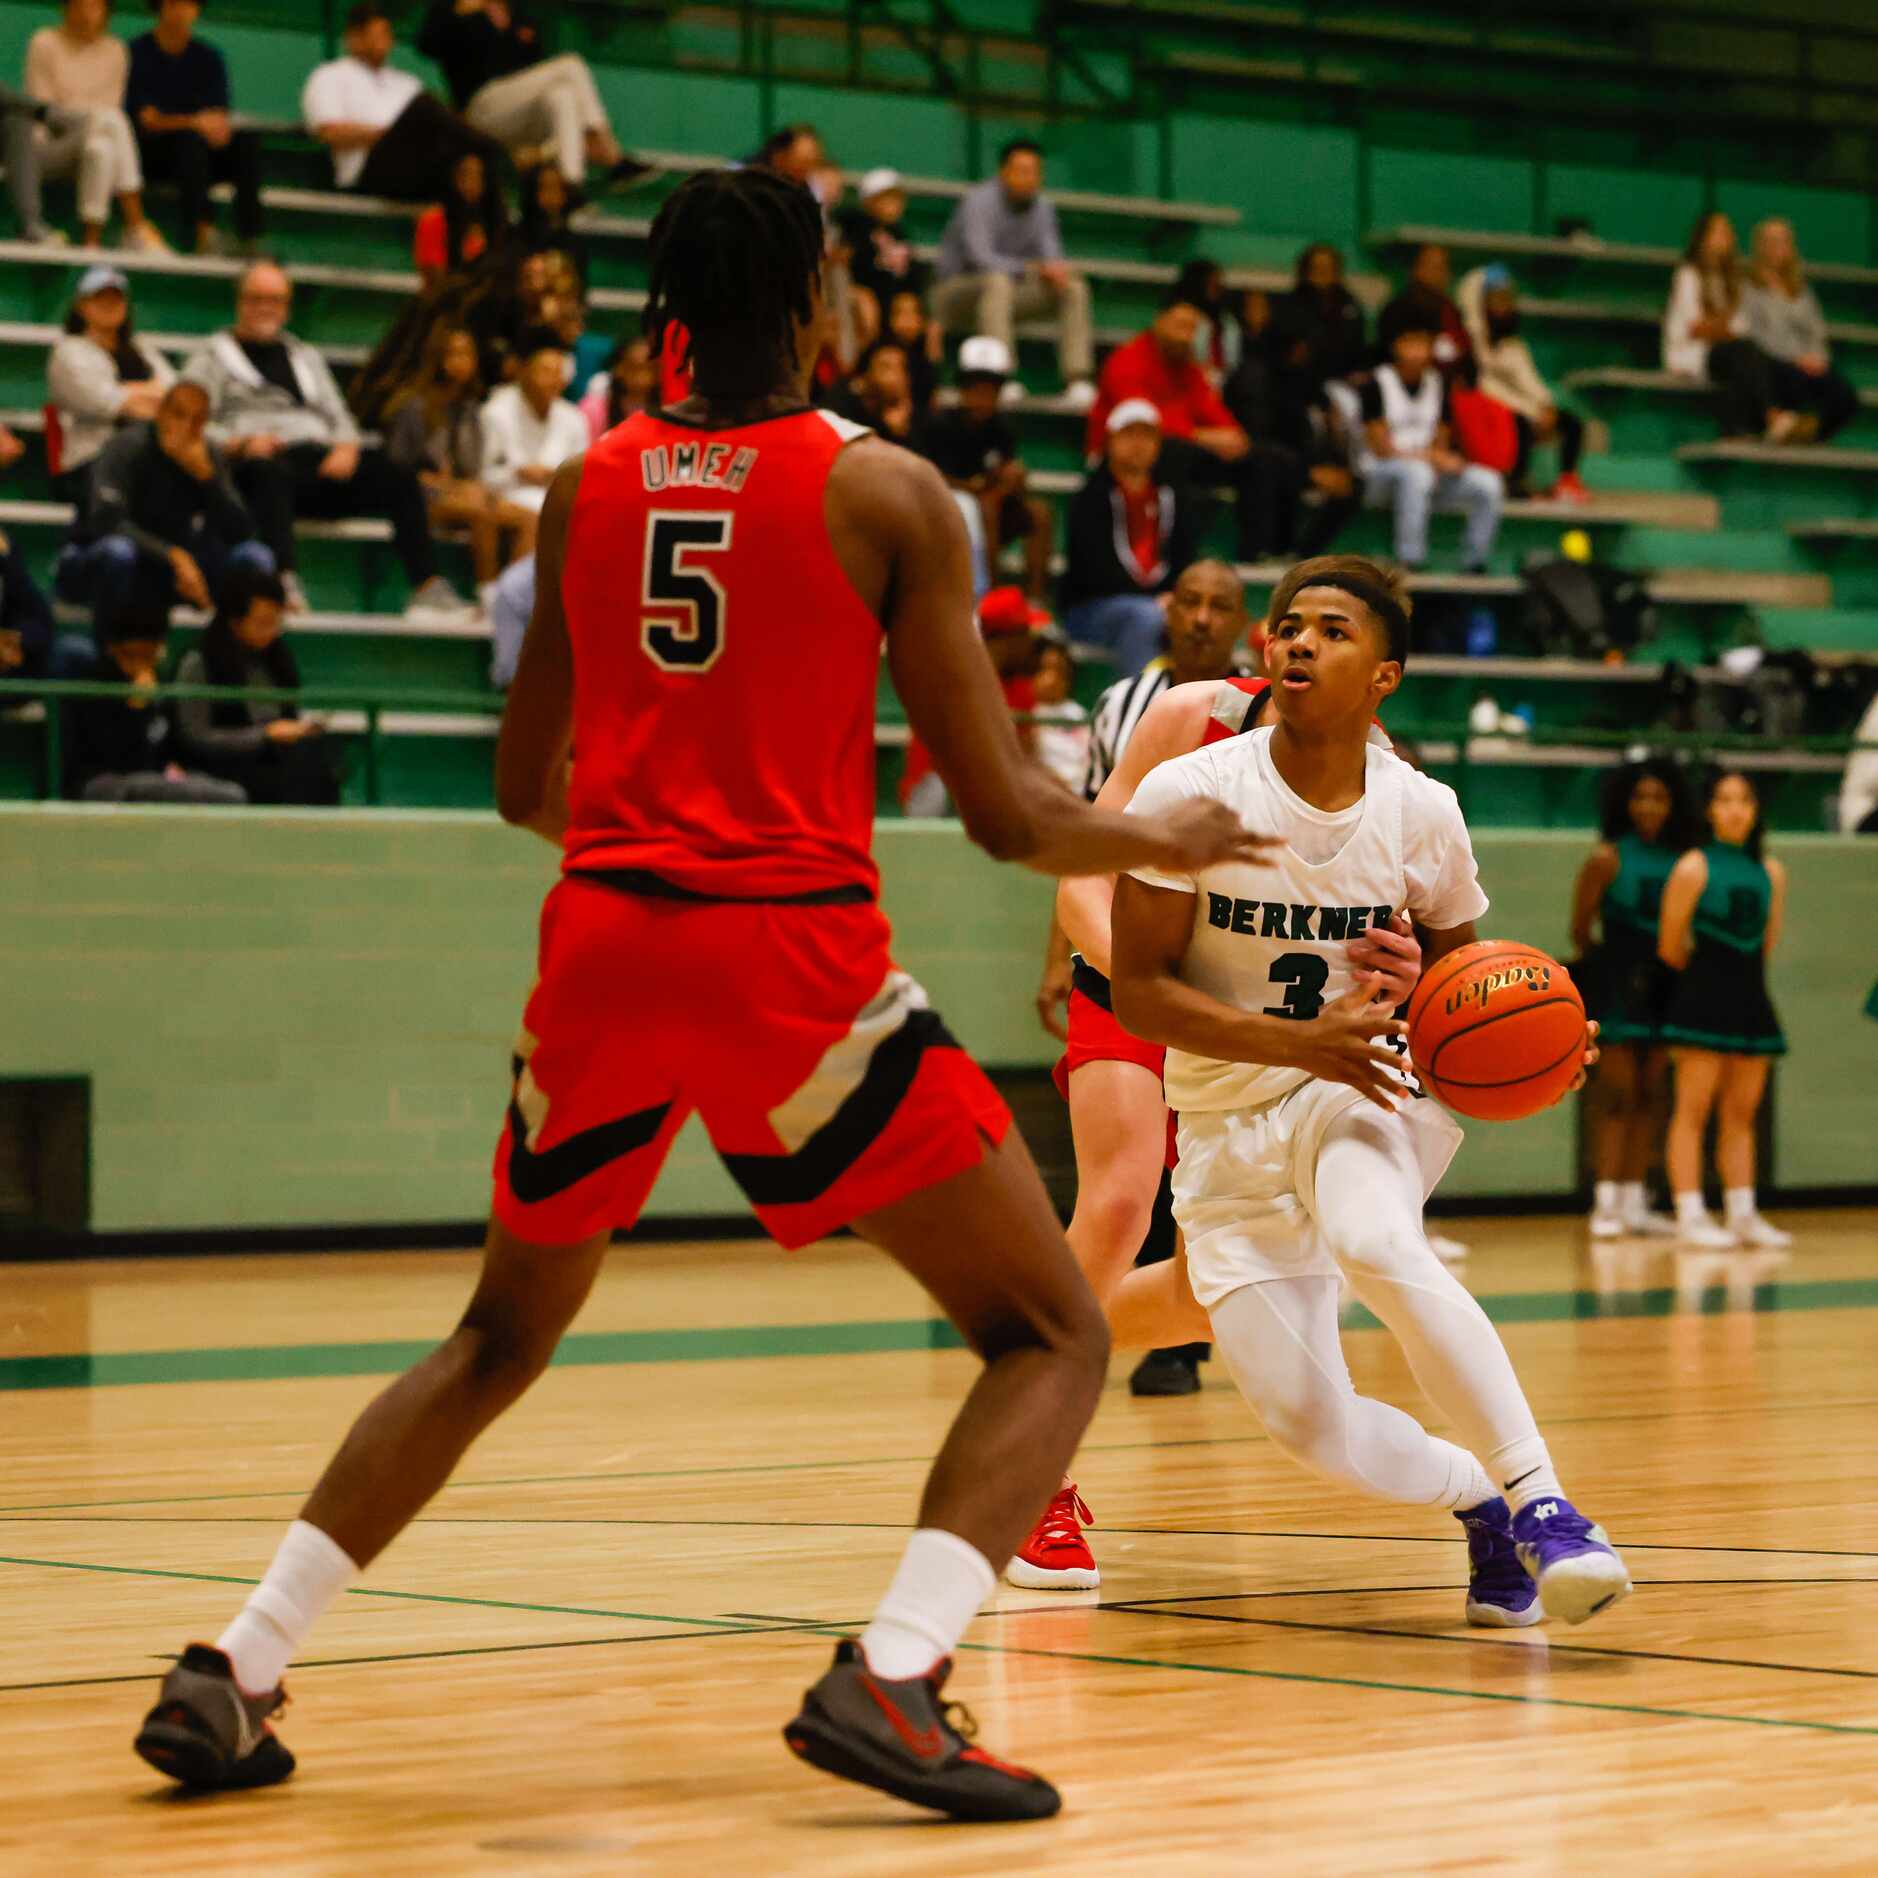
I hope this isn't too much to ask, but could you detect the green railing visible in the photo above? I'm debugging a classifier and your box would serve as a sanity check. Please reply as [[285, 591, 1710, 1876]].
[[7, 677, 1875, 819]]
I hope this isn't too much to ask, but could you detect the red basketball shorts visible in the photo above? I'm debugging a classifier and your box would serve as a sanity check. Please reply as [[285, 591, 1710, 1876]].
[[1051, 964, 1177, 1168], [492, 875, 1011, 1250]]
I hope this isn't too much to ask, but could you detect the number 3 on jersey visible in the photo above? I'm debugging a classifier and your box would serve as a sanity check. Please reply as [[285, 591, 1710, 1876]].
[[642, 511, 733, 672], [1262, 952, 1329, 1020]]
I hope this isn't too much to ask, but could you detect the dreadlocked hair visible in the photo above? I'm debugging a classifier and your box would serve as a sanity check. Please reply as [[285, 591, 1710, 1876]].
[[643, 167, 826, 396]]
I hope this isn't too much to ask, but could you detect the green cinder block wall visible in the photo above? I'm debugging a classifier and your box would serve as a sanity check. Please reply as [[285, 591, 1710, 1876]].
[[2, 809, 1873, 1235]]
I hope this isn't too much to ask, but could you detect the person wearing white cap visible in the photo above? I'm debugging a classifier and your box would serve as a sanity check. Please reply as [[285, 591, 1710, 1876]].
[[25, 0, 167, 249], [1056, 398, 1201, 679], [933, 139, 1096, 410], [47, 264, 176, 500], [836, 165, 933, 359]]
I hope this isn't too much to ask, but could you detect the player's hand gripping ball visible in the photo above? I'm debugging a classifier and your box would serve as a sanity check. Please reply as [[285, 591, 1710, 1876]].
[[1406, 940, 1587, 1121]]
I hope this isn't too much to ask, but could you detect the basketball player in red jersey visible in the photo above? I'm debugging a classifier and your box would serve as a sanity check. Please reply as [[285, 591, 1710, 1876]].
[[132, 168, 1268, 1823], [1012, 560, 1422, 1589]]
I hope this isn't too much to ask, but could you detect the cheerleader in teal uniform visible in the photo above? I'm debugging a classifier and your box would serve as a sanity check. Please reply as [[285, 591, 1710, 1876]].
[[1658, 769, 1790, 1249], [1570, 759, 1694, 1238]]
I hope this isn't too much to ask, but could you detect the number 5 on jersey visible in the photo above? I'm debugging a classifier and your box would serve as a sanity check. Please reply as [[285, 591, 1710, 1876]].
[[643, 512, 733, 672]]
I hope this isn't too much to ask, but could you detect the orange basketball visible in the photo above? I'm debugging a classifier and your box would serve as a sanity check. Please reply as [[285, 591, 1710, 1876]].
[[1406, 940, 1586, 1122]]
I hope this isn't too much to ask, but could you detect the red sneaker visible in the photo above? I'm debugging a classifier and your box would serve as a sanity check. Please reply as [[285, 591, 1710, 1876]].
[[1004, 1485, 1099, 1589], [1548, 471, 1591, 504]]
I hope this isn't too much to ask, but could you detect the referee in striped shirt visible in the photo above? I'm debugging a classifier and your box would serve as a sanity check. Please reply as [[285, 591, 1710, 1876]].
[[1045, 557, 1257, 1394]]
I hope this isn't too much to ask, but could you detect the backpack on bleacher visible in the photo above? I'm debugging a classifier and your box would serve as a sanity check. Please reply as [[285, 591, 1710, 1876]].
[[1517, 555, 1650, 658]]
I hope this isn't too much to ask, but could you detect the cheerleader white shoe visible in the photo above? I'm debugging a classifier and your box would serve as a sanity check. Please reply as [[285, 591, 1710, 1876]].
[[1623, 1208, 1680, 1237], [1732, 1214, 1793, 1251], [1677, 1214, 1735, 1249], [1588, 1208, 1626, 1240]]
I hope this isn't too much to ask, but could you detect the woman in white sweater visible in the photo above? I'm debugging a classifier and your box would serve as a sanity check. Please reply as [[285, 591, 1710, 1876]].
[[1742, 218, 1859, 444], [1661, 211, 1791, 442], [45, 262, 175, 501]]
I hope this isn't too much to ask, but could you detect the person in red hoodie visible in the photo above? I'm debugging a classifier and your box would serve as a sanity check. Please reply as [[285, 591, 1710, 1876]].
[[1088, 288, 1304, 563]]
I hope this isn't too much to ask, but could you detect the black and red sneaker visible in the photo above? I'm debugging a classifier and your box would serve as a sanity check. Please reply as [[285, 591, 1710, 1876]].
[[782, 1639, 1060, 1821], [134, 1644, 295, 1791]]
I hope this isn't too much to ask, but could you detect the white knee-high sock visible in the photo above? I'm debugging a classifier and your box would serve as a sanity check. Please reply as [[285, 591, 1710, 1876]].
[[1314, 1109, 1564, 1511], [859, 1529, 995, 1680], [1209, 1279, 1497, 1510], [217, 1520, 358, 1694]]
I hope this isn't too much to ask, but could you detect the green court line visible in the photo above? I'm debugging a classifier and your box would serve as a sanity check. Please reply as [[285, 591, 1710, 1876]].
[[950, 1638, 1878, 1739], [0, 1553, 761, 1632], [5, 1276, 1878, 1396]]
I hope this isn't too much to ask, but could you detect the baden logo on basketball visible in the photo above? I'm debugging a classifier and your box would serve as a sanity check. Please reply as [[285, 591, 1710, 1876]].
[[1443, 963, 1553, 1015]]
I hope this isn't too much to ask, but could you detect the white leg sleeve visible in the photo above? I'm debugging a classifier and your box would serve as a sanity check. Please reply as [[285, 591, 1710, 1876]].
[[1311, 1103, 1546, 1470], [1209, 1275, 1489, 1508]]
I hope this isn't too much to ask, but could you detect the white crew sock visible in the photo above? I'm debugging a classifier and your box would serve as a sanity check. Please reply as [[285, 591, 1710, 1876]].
[[1724, 1186, 1757, 1225], [859, 1528, 995, 1681], [1593, 1180, 1620, 1217], [1675, 1189, 1708, 1224], [1485, 1436, 1565, 1513], [1448, 1450, 1500, 1513], [1618, 1181, 1649, 1221], [478, 579, 499, 613], [217, 1519, 358, 1694]]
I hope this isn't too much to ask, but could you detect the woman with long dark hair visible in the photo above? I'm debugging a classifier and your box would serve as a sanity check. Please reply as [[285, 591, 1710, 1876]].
[[1658, 768, 1790, 1248], [1570, 758, 1696, 1237], [1266, 241, 1369, 453], [1662, 210, 1792, 441], [173, 561, 340, 805], [516, 162, 587, 287], [46, 263, 176, 503], [413, 150, 510, 287]]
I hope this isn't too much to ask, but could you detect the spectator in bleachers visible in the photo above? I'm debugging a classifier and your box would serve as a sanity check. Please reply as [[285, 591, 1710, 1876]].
[[63, 590, 245, 801], [1662, 210, 1790, 442], [1458, 264, 1588, 500], [838, 168, 930, 356], [25, 0, 166, 249], [0, 83, 65, 242], [1378, 242, 1472, 382], [478, 327, 586, 556], [831, 342, 920, 448], [47, 263, 175, 503], [578, 335, 655, 441], [1057, 398, 1198, 678], [918, 334, 1050, 601], [1266, 242, 1368, 453], [880, 289, 937, 415], [751, 122, 823, 185], [416, 1, 641, 193], [1357, 315, 1503, 571], [932, 139, 1096, 411], [185, 261, 466, 620], [174, 562, 340, 804], [1743, 218, 1859, 445], [384, 324, 529, 602], [303, 2, 502, 203], [484, 548, 532, 688], [1089, 287, 1307, 563], [0, 527, 61, 685], [126, 0, 263, 257], [515, 162, 587, 286], [1171, 258, 1229, 376], [60, 377, 272, 617], [1029, 634, 1089, 795], [414, 151, 508, 288]]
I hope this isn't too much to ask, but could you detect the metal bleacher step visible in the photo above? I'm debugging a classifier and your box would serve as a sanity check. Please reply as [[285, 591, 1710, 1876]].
[[1568, 366, 1878, 412], [1676, 439, 1878, 473], [1787, 518, 1878, 542]]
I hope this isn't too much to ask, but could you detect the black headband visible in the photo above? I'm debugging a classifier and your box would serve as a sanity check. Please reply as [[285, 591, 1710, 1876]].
[[1285, 575, 1409, 656]]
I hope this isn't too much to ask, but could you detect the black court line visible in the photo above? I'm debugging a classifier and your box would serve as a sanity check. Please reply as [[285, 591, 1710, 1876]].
[[1095, 1600, 1878, 1682]]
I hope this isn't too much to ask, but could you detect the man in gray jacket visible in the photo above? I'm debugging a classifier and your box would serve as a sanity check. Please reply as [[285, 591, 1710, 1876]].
[[931, 140, 1095, 411], [182, 261, 467, 618]]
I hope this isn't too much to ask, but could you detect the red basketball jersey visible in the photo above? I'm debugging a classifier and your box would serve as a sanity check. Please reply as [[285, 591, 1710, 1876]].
[[1200, 674, 1271, 745], [559, 407, 883, 897]]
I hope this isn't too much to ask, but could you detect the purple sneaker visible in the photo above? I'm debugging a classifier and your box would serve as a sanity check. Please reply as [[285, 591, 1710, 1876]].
[[1457, 1497, 1542, 1628], [1512, 1497, 1632, 1626]]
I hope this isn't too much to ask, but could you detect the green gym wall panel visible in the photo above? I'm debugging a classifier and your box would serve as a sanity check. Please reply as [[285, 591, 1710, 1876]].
[[1543, 164, 1707, 251], [770, 83, 967, 180], [4, 810, 1872, 1235], [1365, 147, 1536, 246], [1713, 179, 1872, 269], [600, 68, 761, 161], [1168, 117, 1359, 253]]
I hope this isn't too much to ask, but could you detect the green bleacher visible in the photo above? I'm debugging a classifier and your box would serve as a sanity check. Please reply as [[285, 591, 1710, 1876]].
[[0, 0, 1872, 827]]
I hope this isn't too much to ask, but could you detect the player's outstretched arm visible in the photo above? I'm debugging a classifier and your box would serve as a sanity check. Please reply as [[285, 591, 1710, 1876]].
[[495, 454, 584, 846], [1110, 876, 1409, 1108], [871, 453, 1271, 877]]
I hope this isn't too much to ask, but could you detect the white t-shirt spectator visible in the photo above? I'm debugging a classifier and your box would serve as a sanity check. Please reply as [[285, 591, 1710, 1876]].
[[302, 56, 422, 189], [1662, 264, 1747, 379], [480, 383, 587, 514]]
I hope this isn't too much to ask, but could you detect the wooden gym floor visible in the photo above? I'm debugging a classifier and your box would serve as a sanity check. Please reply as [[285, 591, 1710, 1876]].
[[3, 1211, 1876, 1875]]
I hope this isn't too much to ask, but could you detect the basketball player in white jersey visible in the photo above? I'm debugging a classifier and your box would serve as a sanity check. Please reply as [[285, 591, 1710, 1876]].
[[1111, 555, 1632, 1626]]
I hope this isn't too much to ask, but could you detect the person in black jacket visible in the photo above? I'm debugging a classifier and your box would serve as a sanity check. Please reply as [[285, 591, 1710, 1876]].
[[174, 562, 340, 805], [63, 586, 246, 803], [1056, 399, 1199, 678], [1266, 242, 1370, 454], [416, 1, 640, 192], [0, 525, 75, 686], [56, 379, 273, 623]]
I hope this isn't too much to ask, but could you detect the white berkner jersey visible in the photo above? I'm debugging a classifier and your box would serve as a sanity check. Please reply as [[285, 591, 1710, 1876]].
[[1126, 726, 1490, 1113]]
